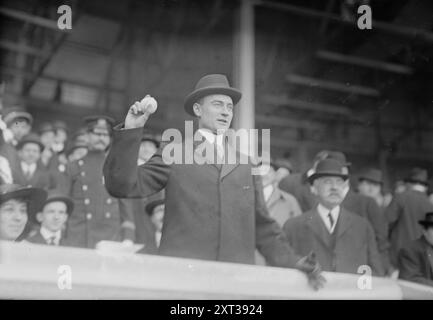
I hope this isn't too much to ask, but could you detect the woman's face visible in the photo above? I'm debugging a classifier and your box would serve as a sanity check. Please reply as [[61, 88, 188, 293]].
[[0, 199, 28, 241]]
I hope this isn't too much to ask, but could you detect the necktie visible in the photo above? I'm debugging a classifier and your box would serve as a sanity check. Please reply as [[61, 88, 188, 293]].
[[48, 236, 56, 245], [328, 212, 335, 231]]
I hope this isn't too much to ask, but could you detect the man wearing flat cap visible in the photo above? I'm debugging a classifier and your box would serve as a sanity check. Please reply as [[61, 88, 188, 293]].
[[0, 184, 47, 241], [283, 158, 384, 276], [386, 167, 433, 267], [103, 74, 325, 290], [397, 212, 433, 287], [58, 115, 136, 248]]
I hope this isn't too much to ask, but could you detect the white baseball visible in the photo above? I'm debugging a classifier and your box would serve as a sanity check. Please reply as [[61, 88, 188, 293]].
[[141, 95, 158, 114]]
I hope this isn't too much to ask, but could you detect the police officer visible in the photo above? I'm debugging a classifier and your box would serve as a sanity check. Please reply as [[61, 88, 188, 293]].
[[59, 115, 135, 248]]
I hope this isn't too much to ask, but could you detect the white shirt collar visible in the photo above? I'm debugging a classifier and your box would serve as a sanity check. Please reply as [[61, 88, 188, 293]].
[[317, 203, 340, 234], [21, 162, 36, 173], [40, 227, 61, 245], [198, 129, 224, 147]]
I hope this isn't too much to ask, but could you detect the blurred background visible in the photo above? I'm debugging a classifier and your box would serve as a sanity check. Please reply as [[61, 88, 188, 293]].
[[0, 0, 432, 191]]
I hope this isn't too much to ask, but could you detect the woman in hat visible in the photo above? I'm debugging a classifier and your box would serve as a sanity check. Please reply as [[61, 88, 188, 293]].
[[0, 184, 47, 241]]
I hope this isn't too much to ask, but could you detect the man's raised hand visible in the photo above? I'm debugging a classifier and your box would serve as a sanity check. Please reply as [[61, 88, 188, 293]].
[[124, 95, 158, 129]]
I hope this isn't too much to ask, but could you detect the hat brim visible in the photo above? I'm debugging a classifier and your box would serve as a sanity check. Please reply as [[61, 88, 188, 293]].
[[308, 172, 349, 184], [43, 196, 74, 216], [16, 139, 44, 151], [0, 188, 47, 220], [4, 112, 33, 125], [358, 177, 383, 185], [184, 87, 242, 116], [403, 178, 429, 186], [419, 221, 433, 228]]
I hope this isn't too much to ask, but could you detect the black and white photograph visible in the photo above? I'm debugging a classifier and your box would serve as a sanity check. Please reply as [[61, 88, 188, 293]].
[[0, 0, 433, 306]]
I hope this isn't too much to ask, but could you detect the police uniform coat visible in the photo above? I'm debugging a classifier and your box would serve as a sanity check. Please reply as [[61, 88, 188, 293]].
[[59, 149, 135, 248], [398, 236, 433, 287], [103, 127, 299, 267], [386, 189, 433, 266], [283, 207, 385, 276]]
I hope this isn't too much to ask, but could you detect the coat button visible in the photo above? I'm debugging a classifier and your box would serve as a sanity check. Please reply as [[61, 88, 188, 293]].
[[84, 198, 90, 205], [105, 212, 111, 219], [80, 171, 85, 177], [86, 213, 92, 220], [82, 185, 88, 191], [106, 198, 112, 204], [78, 160, 84, 166]]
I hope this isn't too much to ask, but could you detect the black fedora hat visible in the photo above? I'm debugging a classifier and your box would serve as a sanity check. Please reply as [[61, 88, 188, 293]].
[[16, 132, 44, 151], [404, 167, 429, 186], [83, 115, 115, 131], [308, 158, 349, 184], [0, 184, 47, 220], [42, 190, 74, 216], [184, 74, 242, 116], [419, 212, 433, 228], [358, 168, 383, 185]]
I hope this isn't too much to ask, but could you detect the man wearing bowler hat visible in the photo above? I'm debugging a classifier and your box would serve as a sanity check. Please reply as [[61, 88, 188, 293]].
[[386, 167, 433, 267], [26, 190, 74, 246], [397, 212, 433, 286], [103, 74, 325, 290], [59, 115, 136, 248], [283, 158, 384, 276]]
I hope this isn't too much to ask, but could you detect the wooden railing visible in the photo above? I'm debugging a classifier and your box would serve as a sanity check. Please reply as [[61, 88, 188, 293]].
[[1, 241, 432, 299]]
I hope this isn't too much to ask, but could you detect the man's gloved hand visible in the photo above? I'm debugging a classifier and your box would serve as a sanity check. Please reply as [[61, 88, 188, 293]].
[[295, 252, 326, 291]]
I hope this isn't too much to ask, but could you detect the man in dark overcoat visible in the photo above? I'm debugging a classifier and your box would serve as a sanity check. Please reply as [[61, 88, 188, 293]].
[[103, 74, 324, 289]]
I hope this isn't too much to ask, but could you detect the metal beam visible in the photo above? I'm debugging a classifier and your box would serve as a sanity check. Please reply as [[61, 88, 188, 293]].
[[286, 74, 380, 97], [0, 7, 66, 31], [255, 0, 433, 43], [0, 66, 125, 93], [262, 95, 351, 115], [316, 50, 413, 75], [0, 40, 47, 57], [256, 114, 323, 130]]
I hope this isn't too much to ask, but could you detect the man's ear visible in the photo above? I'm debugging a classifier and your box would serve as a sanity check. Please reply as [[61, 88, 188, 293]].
[[310, 182, 318, 196], [192, 103, 202, 117], [36, 212, 43, 223]]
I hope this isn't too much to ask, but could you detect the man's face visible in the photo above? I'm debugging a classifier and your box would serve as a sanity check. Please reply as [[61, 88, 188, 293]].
[[423, 226, 433, 247], [87, 129, 111, 151], [18, 143, 41, 164], [55, 129, 68, 144], [193, 94, 233, 133], [313, 176, 348, 208], [138, 141, 157, 164], [40, 131, 55, 148], [37, 201, 68, 233], [261, 165, 276, 187], [0, 199, 28, 241], [275, 167, 290, 182], [68, 147, 88, 162], [9, 119, 31, 141], [358, 180, 381, 198], [151, 204, 165, 232]]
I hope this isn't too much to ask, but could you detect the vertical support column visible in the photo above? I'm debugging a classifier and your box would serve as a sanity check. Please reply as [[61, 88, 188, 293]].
[[233, 0, 255, 156]]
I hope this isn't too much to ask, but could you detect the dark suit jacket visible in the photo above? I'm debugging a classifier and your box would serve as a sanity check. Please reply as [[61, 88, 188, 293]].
[[398, 236, 433, 287], [343, 191, 391, 271], [103, 127, 299, 267], [26, 229, 68, 246], [386, 190, 433, 265], [12, 161, 57, 190], [283, 207, 385, 276]]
